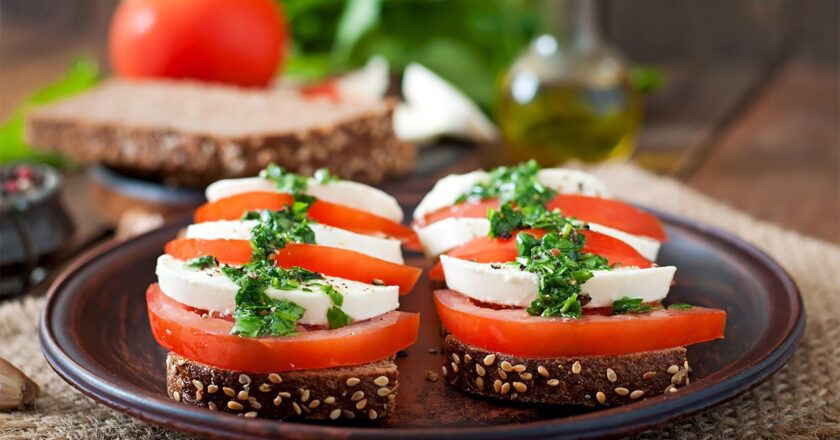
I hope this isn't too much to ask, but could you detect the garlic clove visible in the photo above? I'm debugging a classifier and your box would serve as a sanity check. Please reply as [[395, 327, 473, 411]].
[[0, 357, 40, 410]]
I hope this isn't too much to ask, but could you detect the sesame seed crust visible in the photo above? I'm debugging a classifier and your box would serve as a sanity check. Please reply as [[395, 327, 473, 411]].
[[166, 352, 397, 421], [440, 335, 689, 407]]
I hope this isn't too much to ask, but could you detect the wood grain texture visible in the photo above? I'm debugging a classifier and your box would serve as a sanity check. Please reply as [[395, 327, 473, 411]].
[[688, 63, 840, 244]]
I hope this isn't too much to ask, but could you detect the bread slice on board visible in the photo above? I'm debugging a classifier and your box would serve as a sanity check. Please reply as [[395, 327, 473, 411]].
[[441, 335, 689, 406], [26, 79, 415, 186], [166, 352, 398, 420]]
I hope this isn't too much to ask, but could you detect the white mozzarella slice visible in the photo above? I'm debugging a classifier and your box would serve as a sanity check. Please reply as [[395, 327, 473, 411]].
[[205, 177, 403, 223], [536, 169, 611, 198], [412, 168, 610, 223], [185, 221, 404, 264], [156, 254, 398, 325], [412, 171, 490, 222], [587, 222, 661, 261], [414, 217, 490, 257], [440, 255, 675, 309]]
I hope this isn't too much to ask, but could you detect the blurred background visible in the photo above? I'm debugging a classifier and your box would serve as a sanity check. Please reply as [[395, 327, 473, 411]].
[[0, 0, 838, 295]]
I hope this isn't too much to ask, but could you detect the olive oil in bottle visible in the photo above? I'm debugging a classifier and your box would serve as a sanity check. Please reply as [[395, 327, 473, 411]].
[[497, 0, 640, 165]]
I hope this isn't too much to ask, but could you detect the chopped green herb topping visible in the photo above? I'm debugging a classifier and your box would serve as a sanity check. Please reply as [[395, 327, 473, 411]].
[[515, 221, 611, 319], [669, 303, 693, 310], [244, 202, 316, 261], [456, 160, 556, 207], [260, 163, 339, 195], [184, 255, 218, 270], [488, 203, 583, 239], [612, 297, 659, 315]]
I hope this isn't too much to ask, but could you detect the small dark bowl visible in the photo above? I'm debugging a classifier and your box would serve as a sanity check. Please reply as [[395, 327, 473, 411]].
[[0, 163, 74, 296]]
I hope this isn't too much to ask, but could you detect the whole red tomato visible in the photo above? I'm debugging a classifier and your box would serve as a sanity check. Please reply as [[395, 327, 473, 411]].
[[109, 0, 286, 87]]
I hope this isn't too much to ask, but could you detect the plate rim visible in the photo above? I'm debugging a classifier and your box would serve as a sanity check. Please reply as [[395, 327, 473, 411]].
[[39, 208, 806, 440]]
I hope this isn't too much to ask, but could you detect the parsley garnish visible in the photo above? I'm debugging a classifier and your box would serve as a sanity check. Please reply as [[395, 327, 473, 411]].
[[184, 255, 218, 270], [515, 217, 611, 319], [456, 160, 556, 207], [612, 297, 658, 315], [244, 203, 316, 261], [669, 303, 693, 310], [260, 163, 339, 194]]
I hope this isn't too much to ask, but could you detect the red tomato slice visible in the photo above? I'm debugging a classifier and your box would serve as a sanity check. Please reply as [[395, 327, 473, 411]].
[[194, 192, 419, 246], [428, 228, 651, 280], [434, 289, 725, 357], [547, 194, 667, 241], [165, 239, 420, 294], [147, 283, 420, 372], [419, 195, 666, 242]]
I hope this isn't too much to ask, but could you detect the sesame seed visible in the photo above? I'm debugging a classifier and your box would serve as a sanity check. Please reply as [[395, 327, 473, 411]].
[[684, 360, 690, 370], [177, 378, 185, 388], [668, 386, 679, 393], [643, 371, 657, 380], [671, 371, 683, 385], [367, 409, 378, 420], [606, 368, 617, 383], [258, 383, 271, 393], [538, 366, 549, 377], [630, 390, 645, 399], [614, 387, 630, 396], [324, 396, 336, 404], [377, 387, 391, 397], [585, 394, 591, 400], [237, 390, 249, 401], [374, 376, 390, 387], [309, 400, 320, 409], [207, 384, 219, 394], [451, 361, 459, 373], [223, 387, 235, 397], [208, 402, 217, 411], [244, 411, 257, 419], [464, 354, 472, 363], [452, 353, 461, 364], [268, 373, 283, 384], [273, 396, 282, 406], [441, 365, 448, 376], [249, 398, 262, 410], [547, 379, 560, 386], [572, 361, 582, 374], [476, 364, 486, 376], [498, 369, 508, 380], [192, 380, 204, 391], [343, 410, 355, 419], [356, 399, 368, 410], [520, 372, 533, 381], [513, 382, 527, 393], [425, 370, 440, 382], [596, 391, 606, 404], [501, 382, 511, 395], [195, 390, 203, 401], [278, 392, 291, 398], [329, 409, 342, 420], [387, 394, 396, 401], [501, 361, 513, 372], [513, 364, 527, 373], [475, 377, 484, 389], [667, 365, 679, 374], [493, 379, 502, 393], [428, 348, 438, 354], [228, 401, 244, 411], [483, 354, 496, 366], [292, 402, 302, 415], [300, 389, 310, 402], [346, 377, 361, 386], [351, 391, 365, 401], [238, 374, 251, 386], [172, 391, 181, 401]]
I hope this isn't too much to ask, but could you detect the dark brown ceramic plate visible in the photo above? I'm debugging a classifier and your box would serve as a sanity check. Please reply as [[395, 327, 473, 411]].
[[40, 209, 804, 439]]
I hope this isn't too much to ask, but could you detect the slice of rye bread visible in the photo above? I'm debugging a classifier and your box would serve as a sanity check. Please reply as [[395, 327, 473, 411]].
[[441, 335, 690, 407], [25, 79, 415, 186], [166, 352, 399, 421]]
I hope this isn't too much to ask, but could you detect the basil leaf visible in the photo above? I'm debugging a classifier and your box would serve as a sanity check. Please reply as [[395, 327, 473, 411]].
[[184, 255, 218, 270]]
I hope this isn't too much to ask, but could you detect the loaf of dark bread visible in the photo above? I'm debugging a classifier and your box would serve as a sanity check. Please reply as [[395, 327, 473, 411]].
[[25, 79, 415, 186], [166, 352, 399, 421], [440, 335, 690, 406]]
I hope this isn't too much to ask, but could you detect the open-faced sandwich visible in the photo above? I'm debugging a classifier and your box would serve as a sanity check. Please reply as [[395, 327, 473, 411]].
[[147, 164, 421, 420], [413, 161, 726, 406]]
